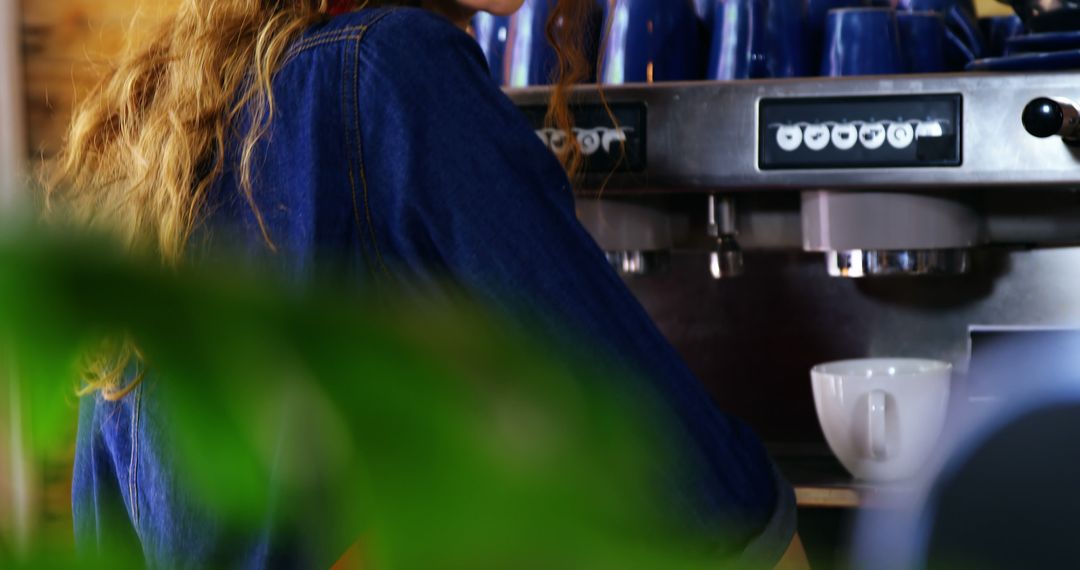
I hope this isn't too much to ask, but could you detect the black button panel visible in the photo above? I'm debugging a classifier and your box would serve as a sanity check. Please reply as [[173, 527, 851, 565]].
[[759, 94, 962, 170], [518, 103, 647, 174]]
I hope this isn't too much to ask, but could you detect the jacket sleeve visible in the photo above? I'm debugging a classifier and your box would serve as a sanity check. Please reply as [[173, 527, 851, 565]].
[[348, 8, 797, 564], [72, 394, 145, 561]]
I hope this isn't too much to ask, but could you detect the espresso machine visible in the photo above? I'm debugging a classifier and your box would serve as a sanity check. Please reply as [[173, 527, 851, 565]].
[[511, 72, 1080, 272], [508, 73, 1080, 499]]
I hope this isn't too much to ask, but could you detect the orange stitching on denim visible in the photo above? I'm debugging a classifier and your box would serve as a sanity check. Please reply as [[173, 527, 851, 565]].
[[343, 33, 375, 277], [286, 25, 368, 57], [282, 31, 366, 69], [349, 11, 395, 280]]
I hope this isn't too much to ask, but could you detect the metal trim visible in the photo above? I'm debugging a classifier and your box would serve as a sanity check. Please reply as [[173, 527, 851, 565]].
[[825, 249, 971, 278]]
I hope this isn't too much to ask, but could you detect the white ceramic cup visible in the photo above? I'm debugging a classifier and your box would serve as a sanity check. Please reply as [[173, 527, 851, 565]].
[[811, 358, 952, 482]]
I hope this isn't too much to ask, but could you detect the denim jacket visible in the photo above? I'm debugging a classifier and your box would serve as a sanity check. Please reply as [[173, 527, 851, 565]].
[[74, 8, 796, 568]]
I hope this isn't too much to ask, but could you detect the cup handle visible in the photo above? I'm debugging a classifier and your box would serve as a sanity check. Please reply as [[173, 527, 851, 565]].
[[945, 6, 985, 59], [868, 390, 888, 461], [944, 27, 978, 65]]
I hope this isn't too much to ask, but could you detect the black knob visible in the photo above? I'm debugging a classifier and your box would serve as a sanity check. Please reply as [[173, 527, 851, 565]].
[[1023, 98, 1065, 138]]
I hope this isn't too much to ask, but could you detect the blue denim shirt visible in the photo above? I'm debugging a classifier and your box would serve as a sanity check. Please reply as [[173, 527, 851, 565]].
[[74, 7, 796, 568]]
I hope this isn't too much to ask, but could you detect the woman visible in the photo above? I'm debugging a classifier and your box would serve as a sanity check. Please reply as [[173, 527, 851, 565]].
[[48, 0, 803, 567]]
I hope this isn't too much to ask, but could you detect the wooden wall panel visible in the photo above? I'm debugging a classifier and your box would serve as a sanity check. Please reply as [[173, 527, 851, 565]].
[[975, 0, 1012, 16], [22, 0, 177, 157]]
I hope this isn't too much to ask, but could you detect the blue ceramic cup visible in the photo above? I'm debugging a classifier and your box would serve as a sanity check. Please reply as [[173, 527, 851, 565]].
[[706, 0, 808, 80], [707, 0, 766, 79], [807, 0, 870, 68], [980, 14, 1026, 57], [601, 0, 703, 84], [821, 8, 905, 76], [504, 0, 605, 86], [896, 0, 976, 14], [896, 0, 985, 66], [473, 12, 512, 86], [694, 0, 716, 23], [898, 12, 947, 72], [694, 0, 718, 58], [504, 0, 558, 87], [809, 0, 870, 39], [1005, 30, 1080, 55], [763, 0, 810, 77]]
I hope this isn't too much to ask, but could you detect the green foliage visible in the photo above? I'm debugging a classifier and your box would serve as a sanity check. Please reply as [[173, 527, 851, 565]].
[[0, 227, 740, 569]]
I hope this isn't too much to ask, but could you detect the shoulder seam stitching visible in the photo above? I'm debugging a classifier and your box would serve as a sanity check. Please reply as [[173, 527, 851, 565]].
[[285, 25, 368, 60], [346, 9, 396, 281]]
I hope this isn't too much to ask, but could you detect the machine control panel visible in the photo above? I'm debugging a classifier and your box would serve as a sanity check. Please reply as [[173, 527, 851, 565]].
[[518, 102, 648, 174], [759, 94, 962, 170]]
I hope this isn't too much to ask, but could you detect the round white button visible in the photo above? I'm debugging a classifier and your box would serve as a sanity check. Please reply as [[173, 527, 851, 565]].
[[859, 123, 887, 150], [776, 125, 803, 152], [887, 123, 915, 149], [804, 124, 830, 151], [831, 124, 858, 150]]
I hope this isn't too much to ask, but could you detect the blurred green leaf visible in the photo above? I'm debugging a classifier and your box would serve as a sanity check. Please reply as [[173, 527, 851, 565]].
[[0, 226, 742, 569]]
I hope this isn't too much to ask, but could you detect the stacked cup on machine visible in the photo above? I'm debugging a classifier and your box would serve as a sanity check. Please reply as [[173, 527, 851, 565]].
[[471, 0, 1038, 85], [599, 0, 704, 84], [706, 0, 809, 80], [472, 12, 512, 86], [820, 8, 906, 76], [898, 12, 949, 73]]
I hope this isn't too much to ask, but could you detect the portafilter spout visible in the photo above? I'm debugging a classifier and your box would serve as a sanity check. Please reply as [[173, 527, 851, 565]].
[[709, 194, 744, 279]]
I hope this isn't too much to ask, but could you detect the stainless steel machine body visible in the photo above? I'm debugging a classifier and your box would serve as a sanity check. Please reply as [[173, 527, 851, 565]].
[[506, 74, 1080, 443], [510, 73, 1080, 278]]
